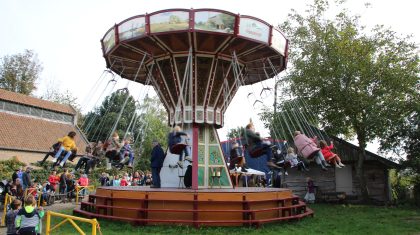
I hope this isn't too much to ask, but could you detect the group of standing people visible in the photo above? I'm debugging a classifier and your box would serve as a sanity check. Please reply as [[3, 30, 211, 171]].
[[4, 167, 90, 235]]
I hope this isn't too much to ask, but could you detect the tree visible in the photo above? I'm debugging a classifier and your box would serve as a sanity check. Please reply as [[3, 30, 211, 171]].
[[82, 92, 169, 172], [382, 109, 419, 205], [261, 98, 328, 144], [82, 89, 137, 142], [41, 88, 80, 109], [0, 50, 42, 95], [278, 0, 419, 202], [226, 126, 245, 140], [134, 96, 170, 171]]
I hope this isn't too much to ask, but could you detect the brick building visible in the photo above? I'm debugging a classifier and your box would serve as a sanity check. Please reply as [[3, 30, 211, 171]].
[[0, 89, 88, 165]]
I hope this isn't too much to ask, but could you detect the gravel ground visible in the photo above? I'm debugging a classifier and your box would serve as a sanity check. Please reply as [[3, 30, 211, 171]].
[[0, 201, 77, 234]]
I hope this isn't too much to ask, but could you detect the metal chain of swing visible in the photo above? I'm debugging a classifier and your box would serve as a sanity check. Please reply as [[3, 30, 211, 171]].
[[267, 57, 328, 141], [107, 54, 147, 141], [172, 47, 193, 129]]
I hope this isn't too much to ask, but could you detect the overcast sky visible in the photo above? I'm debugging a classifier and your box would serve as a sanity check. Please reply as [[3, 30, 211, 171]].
[[1, 0, 418, 152]]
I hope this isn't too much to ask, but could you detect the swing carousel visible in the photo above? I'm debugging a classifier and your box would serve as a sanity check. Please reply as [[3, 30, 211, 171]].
[[75, 8, 313, 227]]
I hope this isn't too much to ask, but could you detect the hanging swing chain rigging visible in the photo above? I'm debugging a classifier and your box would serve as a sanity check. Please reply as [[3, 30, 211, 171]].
[[90, 62, 128, 141], [133, 76, 155, 147], [267, 59, 318, 138], [80, 61, 118, 130], [90, 87, 128, 142], [267, 57, 321, 139], [82, 76, 118, 133], [267, 57, 327, 141], [288, 96, 317, 138], [107, 54, 147, 141], [123, 66, 154, 140], [81, 59, 117, 110], [262, 62, 285, 143], [172, 47, 193, 127], [261, 59, 295, 142]]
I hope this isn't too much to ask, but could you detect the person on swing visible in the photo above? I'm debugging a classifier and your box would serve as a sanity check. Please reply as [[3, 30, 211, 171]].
[[293, 131, 330, 171], [244, 122, 279, 169], [229, 143, 248, 173], [52, 131, 77, 167], [167, 125, 192, 168]]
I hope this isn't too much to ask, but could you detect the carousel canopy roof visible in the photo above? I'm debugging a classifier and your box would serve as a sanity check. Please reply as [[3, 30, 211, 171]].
[[101, 8, 288, 86]]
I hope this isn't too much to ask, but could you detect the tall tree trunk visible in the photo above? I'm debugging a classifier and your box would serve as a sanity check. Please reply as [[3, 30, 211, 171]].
[[356, 135, 369, 203]]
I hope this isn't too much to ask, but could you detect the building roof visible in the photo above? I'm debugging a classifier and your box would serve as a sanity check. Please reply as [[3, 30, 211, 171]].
[[0, 89, 75, 115], [0, 112, 88, 154], [330, 136, 400, 169]]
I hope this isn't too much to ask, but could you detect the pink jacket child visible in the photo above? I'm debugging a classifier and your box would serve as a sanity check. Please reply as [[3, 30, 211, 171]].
[[293, 131, 330, 171]]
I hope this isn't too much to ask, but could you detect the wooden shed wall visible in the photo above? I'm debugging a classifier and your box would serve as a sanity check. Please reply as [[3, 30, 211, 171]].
[[283, 161, 390, 203]]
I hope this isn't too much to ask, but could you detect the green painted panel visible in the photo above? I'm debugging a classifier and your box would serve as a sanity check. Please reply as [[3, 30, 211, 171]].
[[219, 168, 231, 186], [209, 128, 217, 144], [199, 126, 205, 143], [198, 166, 205, 186], [198, 144, 205, 164], [208, 145, 223, 165]]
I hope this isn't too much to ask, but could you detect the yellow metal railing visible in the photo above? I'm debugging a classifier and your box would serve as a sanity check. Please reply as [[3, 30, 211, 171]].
[[1, 193, 13, 226], [45, 210, 101, 235], [75, 185, 95, 204]]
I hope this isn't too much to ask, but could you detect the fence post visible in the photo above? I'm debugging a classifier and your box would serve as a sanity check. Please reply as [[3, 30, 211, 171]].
[[1, 194, 10, 226], [91, 218, 97, 235], [38, 190, 42, 207], [76, 186, 80, 204], [46, 211, 51, 235]]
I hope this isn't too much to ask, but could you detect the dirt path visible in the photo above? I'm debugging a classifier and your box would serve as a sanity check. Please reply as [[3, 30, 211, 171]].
[[0, 202, 77, 234]]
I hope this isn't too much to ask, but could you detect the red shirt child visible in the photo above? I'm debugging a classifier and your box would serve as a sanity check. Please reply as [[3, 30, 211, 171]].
[[320, 142, 335, 161], [48, 171, 59, 191], [28, 184, 38, 197], [78, 175, 89, 187], [120, 177, 128, 186]]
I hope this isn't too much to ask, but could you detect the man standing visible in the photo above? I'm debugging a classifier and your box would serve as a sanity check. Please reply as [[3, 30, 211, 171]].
[[150, 140, 165, 188], [22, 167, 32, 190]]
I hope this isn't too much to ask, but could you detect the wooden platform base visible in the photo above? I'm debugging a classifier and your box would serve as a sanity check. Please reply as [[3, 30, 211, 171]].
[[74, 186, 313, 227]]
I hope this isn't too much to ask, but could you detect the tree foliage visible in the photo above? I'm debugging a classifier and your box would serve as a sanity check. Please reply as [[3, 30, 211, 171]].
[[275, 0, 418, 201], [134, 96, 170, 171], [226, 126, 245, 140], [82, 91, 169, 172], [261, 98, 329, 143], [82, 89, 137, 142], [41, 88, 81, 113], [384, 110, 420, 206], [0, 50, 43, 95]]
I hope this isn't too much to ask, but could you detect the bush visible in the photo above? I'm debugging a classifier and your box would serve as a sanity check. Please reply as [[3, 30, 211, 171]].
[[0, 156, 142, 188], [0, 156, 26, 180], [390, 169, 419, 206]]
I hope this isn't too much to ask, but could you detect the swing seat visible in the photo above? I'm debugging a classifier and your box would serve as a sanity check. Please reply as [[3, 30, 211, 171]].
[[171, 144, 187, 155], [306, 150, 319, 160], [249, 147, 265, 158]]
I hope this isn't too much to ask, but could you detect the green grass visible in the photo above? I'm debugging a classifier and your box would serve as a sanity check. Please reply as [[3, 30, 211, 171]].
[[45, 204, 420, 235]]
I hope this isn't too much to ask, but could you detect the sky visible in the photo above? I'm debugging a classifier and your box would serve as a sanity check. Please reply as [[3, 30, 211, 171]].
[[1, 0, 419, 153]]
